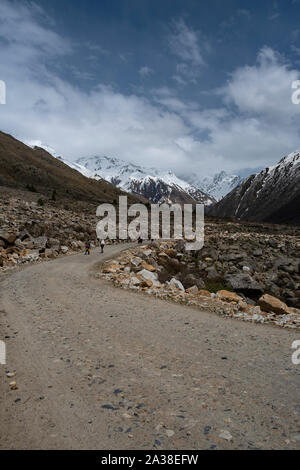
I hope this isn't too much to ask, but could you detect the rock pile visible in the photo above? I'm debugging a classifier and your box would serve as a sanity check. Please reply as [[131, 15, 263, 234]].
[[0, 194, 100, 269], [96, 237, 300, 330]]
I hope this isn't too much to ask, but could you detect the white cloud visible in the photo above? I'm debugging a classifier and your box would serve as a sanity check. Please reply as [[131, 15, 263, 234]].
[[168, 18, 205, 66], [221, 47, 300, 120], [167, 18, 208, 85], [139, 66, 154, 77], [0, 0, 71, 59]]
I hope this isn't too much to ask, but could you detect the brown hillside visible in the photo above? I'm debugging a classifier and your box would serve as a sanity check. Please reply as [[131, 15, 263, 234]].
[[0, 131, 143, 206]]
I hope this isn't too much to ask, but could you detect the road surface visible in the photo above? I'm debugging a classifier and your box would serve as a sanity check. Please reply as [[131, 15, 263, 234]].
[[0, 243, 299, 449]]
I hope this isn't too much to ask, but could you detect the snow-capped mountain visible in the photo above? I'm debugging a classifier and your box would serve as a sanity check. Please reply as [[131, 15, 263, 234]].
[[75, 156, 215, 205], [186, 171, 243, 200], [25, 141, 243, 205], [208, 151, 300, 224]]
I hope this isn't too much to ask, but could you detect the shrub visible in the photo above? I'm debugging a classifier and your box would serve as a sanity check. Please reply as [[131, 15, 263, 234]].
[[205, 280, 233, 293]]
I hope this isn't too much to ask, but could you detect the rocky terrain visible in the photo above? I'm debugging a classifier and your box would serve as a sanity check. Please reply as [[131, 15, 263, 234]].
[[96, 219, 300, 329], [0, 131, 146, 271], [0, 187, 106, 270], [209, 151, 300, 224], [1, 179, 299, 329]]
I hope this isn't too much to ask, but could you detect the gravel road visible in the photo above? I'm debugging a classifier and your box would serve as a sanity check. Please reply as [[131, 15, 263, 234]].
[[0, 243, 299, 450]]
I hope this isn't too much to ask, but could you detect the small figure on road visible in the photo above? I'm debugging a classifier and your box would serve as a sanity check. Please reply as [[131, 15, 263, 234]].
[[85, 241, 91, 255], [100, 239, 105, 253]]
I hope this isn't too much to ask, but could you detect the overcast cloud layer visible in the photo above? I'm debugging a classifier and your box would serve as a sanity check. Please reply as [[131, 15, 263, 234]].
[[0, 0, 300, 178]]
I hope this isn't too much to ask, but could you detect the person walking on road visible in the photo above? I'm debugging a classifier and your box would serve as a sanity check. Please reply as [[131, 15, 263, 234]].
[[84, 241, 91, 255], [100, 239, 105, 253]]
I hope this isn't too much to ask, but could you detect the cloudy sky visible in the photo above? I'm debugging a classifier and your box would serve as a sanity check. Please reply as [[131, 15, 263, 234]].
[[1, 0, 300, 179]]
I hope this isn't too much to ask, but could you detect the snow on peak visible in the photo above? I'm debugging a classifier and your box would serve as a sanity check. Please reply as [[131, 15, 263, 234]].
[[185, 171, 243, 200], [22, 141, 241, 203], [76, 155, 215, 204]]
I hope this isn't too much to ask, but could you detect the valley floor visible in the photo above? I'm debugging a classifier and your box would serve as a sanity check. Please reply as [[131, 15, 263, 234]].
[[0, 243, 299, 450]]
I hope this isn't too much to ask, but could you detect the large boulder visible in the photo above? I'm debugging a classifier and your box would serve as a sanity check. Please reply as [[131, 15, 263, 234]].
[[141, 279, 153, 288], [168, 278, 185, 291], [47, 238, 61, 250], [196, 289, 212, 298], [141, 261, 156, 272], [258, 294, 290, 315], [186, 285, 199, 294], [0, 232, 17, 245], [18, 230, 31, 241], [131, 256, 143, 267], [103, 263, 120, 274], [216, 290, 244, 303], [157, 269, 172, 284], [225, 273, 263, 298], [139, 269, 158, 283], [32, 236, 48, 251], [183, 273, 205, 289], [44, 248, 58, 259], [22, 238, 35, 249], [206, 266, 221, 281], [129, 276, 141, 286]]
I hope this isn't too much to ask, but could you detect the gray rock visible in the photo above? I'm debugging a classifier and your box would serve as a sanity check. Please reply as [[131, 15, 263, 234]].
[[32, 236, 48, 251], [253, 249, 263, 256], [47, 238, 61, 249], [206, 266, 221, 280], [0, 231, 17, 245], [168, 278, 185, 291], [139, 269, 158, 282], [220, 252, 246, 262], [225, 273, 264, 297], [184, 273, 205, 289], [131, 257, 143, 267]]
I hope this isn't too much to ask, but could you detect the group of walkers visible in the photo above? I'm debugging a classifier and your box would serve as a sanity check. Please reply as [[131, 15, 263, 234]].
[[84, 236, 146, 256], [84, 239, 105, 255]]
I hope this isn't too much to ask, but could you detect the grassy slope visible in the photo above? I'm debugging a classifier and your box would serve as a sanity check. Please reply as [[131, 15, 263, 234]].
[[0, 131, 144, 206]]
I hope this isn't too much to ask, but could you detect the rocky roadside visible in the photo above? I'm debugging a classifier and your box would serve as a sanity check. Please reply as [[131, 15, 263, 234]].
[[0, 193, 116, 272], [95, 237, 300, 330]]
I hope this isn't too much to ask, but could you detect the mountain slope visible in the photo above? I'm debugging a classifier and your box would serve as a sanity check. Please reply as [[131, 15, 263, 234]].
[[0, 132, 142, 206], [75, 155, 215, 205], [208, 151, 300, 224], [186, 171, 243, 200]]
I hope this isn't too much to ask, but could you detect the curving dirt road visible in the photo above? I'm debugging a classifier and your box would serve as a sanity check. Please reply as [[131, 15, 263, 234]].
[[0, 243, 299, 450]]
